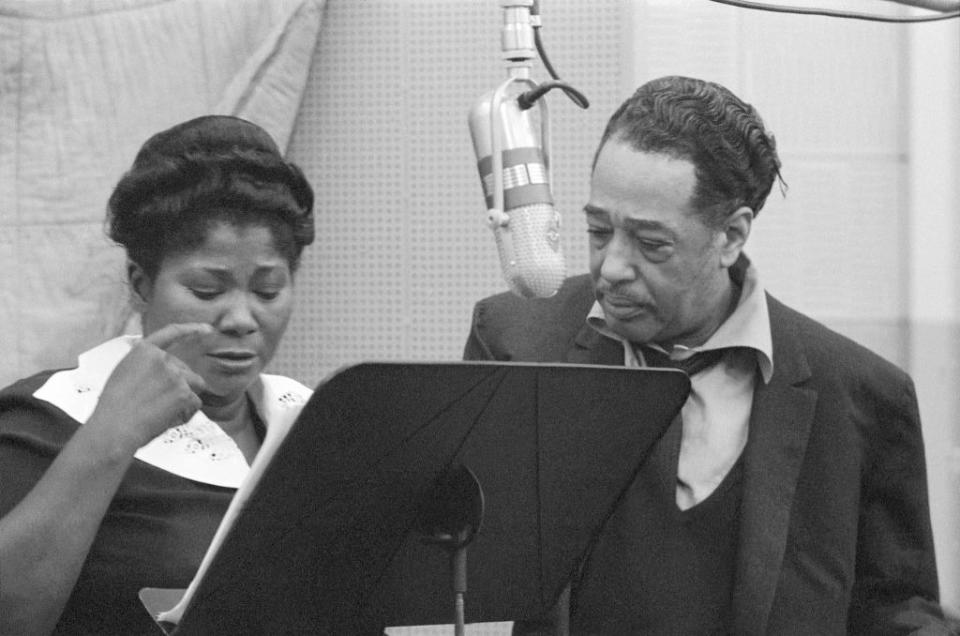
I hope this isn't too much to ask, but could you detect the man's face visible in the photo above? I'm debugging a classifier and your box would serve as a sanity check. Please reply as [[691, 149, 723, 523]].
[[586, 141, 739, 348]]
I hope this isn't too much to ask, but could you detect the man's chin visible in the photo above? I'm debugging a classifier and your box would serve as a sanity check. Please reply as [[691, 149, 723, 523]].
[[605, 316, 661, 345]]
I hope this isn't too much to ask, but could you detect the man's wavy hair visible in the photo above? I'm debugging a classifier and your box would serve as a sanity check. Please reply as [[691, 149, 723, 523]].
[[107, 115, 315, 279], [594, 76, 785, 227]]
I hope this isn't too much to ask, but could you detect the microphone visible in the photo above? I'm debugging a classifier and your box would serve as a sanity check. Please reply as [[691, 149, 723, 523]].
[[468, 83, 564, 298], [467, 0, 564, 298]]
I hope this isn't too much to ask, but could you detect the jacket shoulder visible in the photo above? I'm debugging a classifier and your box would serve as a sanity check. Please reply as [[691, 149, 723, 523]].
[[466, 274, 595, 361], [766, 294, 912, 388]]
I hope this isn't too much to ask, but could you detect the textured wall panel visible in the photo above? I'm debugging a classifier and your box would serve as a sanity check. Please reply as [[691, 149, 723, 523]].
[[274, 0, 626, 385]]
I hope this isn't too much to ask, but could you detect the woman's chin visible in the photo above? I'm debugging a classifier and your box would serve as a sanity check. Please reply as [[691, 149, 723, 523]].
[[199, 373, 259, 408], [199, 389, 244, 409]]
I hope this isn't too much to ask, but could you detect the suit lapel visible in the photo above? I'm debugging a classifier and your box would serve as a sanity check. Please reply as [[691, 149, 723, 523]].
[[732, 296, 818, 635]]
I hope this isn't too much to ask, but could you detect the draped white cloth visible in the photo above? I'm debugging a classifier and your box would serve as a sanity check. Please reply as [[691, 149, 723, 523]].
[[0, 0, 325, 387]]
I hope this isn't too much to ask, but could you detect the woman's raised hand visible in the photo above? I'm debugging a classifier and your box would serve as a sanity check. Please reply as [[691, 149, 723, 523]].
[[87, 323, 214, 458]]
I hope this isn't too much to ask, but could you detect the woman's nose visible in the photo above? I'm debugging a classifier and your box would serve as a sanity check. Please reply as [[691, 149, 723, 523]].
[[217, 293, 258, 335]]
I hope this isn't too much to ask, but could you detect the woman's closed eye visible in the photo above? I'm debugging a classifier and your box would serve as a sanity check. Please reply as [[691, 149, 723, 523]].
[[190, 288, 223, 301], [255, 289, 281, 301]]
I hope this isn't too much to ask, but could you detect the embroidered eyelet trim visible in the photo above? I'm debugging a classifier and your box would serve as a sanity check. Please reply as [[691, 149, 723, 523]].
[[158, 420, 238, 462], [277, 391, 306, 407]]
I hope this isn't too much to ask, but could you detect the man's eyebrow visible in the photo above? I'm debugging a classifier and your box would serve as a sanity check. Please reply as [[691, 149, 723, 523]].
[[622, 218, 674, 236], [583, 205, 675, 236]]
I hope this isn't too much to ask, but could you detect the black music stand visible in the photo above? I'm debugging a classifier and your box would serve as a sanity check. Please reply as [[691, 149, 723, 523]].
[[142, 361, 689, 634]]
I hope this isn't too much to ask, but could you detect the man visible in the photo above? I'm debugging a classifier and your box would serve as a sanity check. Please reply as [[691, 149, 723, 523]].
[[463, 76, 948, 634]]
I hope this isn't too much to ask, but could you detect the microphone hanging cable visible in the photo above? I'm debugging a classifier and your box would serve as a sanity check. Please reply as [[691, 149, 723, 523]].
[[528, 0, 590, 109], [704, 0, 960, 22]]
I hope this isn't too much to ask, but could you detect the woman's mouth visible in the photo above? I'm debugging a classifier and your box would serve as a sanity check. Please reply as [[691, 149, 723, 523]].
[[206, 351, 258, 372]]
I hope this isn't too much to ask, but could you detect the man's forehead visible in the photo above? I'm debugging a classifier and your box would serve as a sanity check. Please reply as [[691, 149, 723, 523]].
[[591, 144, 697, 204]]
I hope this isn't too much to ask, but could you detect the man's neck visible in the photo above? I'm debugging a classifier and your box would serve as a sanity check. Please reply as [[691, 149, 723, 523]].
[[654, 277, 744, 352]]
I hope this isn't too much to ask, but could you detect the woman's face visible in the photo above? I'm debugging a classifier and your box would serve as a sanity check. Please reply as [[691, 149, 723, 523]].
[[133, 222, 295, 407]]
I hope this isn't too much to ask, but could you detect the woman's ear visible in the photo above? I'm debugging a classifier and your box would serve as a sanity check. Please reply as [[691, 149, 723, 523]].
[[127, 260, 151, 312]]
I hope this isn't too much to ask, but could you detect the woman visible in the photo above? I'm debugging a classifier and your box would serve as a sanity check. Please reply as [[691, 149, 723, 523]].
[[0, 115, 315, 635]]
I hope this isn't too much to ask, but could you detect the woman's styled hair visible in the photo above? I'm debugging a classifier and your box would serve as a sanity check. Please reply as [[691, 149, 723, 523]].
[[106, 115, 315, 278], [594, 76, 785, 227]]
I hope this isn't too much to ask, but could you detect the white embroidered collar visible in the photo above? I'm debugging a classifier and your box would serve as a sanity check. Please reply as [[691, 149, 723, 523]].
[[32, 336, 312, 489]]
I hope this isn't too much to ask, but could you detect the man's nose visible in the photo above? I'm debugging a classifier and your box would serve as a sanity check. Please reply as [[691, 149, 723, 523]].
[[599, 234, 637, 283]]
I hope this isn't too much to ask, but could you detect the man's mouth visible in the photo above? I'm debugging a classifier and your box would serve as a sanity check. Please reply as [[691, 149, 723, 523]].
[[600, 293, 650, 320]]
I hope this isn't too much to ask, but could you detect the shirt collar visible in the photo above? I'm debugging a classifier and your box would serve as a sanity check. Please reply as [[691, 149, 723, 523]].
[[587, 254, 774, 383], [32, 336, 312, 488]]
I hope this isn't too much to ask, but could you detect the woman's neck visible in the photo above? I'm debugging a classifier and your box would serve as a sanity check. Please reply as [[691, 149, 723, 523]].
[[201, 393, 249, 432], [201, 393, 261, 464]]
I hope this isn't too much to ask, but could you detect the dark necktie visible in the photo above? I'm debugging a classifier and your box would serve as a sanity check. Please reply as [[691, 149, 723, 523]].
[[638, 346, 726, 377]]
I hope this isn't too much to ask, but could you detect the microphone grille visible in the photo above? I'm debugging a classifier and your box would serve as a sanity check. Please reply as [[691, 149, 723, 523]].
[[494, 202, 565, 298]]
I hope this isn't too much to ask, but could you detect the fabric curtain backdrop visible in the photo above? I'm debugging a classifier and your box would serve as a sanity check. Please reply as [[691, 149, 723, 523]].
[[0, 0, 325, 387]]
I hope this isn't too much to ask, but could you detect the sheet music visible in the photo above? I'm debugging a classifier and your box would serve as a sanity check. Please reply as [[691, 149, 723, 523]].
[[154, 405, 300, 623]]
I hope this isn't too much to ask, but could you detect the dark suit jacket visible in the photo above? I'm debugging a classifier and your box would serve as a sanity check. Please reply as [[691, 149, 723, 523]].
[[464, 274, 946, 635]]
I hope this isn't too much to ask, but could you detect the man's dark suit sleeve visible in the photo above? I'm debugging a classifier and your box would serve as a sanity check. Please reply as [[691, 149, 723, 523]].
[[849, 374, 949, 635]]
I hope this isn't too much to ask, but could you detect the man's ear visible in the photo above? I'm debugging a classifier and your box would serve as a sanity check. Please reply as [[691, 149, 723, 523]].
[[718, 206, 753, 267], [127, 260, 151, 311]]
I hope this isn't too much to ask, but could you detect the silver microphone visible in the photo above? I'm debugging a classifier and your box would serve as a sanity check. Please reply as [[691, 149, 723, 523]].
[[467, 0, 565, 299], [468, 85, 564, 298]]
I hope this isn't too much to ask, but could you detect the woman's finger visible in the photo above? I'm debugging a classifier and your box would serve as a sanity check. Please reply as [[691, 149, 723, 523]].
[[144, 323, 214, 351]]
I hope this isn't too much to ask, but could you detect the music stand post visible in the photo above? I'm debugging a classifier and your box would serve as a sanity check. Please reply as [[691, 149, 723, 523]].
[[416, 464, 485, 635]]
